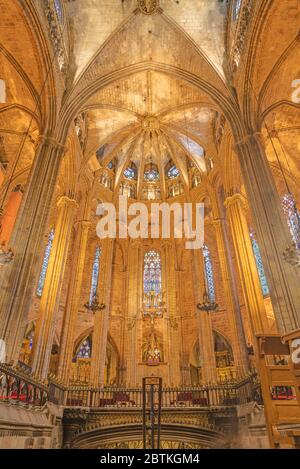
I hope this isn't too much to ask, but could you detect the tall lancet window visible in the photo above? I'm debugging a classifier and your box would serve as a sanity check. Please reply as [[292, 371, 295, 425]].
[[281, 193, 300, 248], [233, 0, 242, 21], [250, 230, 269, 296], [143, 250, 162, 296], [89, 247, 101, 306], [54, 0, 63, 22], [202, 244, 216, 302], [36, 228, 55, 297]]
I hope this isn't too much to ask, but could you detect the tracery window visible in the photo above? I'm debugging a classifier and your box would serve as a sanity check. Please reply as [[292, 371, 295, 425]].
[[202, 244, 216, 302], [250, 230, 269, 296], [37, 229, 55, 297], [281, 193, 300, 248], [76, 337, 92, 359], [144, 168, 159, 182], [167, 165, 180, 179], [143, 250, 162, 296], [124, 166, 136, 180], [89, 247, 101, 306]]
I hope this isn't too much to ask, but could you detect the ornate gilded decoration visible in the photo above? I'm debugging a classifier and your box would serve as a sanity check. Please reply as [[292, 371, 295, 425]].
[[137, 0, 159, 15]]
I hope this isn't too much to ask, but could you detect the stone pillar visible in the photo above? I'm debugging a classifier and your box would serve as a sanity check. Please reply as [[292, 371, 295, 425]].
[[224, 193, 267, 335], [124, 240, 140, 387], [31, 196, 78, 380], [0, 185, 23, 248], [212, 217, 249, 377], [234, 132, 300, 333], [0, 164, 4, 188], [163, 240, 181, 386], [89, 239, 114, 387], [0, 137, 66, 364], [192, 248, 217, 384], [57, 220, 91, 382]]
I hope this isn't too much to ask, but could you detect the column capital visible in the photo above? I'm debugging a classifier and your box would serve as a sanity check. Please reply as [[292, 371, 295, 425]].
[[57, 195, 78, 210], [211, 218, 226, 228], [224, 193, 246, 210], [234, 131, 262, 150], [36, 135, 67, 155], [74, 219, 92, 231]]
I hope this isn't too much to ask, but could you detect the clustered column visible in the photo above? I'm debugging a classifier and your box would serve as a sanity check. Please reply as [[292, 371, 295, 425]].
[[31, 195, 78, 380], [163, 240, 181, 386], [90, 238, 114, 387], [234, 132, 300, 333], [124, 240, 140, 387], [224, 193, 267, 336], [192, 248, 217, 384], [57, 220, 91, 383], [0, 137, 66, 364], [212, 216, 249, 377]]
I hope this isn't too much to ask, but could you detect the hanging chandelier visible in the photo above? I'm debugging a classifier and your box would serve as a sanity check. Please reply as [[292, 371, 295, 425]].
[[84, 294, 105, 313], [197, 289, 218, 313]]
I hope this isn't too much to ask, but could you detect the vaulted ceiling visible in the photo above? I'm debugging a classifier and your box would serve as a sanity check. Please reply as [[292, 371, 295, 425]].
[[64, 0, 229, 199]]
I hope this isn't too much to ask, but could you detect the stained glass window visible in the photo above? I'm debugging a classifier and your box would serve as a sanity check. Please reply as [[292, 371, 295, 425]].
[[77, 337, 92, 359], [143, 250, 162, 295], [37, 229, 55, 297], [281, 193, 300, 248], [89, 247, 101, 306], [167, 165, 180, 179], [250, 230, 269, 296], [124, 166, 136, 180], [144, 168, 159, 182], [54, 0, 63, 22], [233, 0, 242, 21], [202, 244, 216, 302]]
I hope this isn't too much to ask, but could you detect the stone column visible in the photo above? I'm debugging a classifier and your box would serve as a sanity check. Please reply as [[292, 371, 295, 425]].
[[0, 185, 23, 248], [163, 240, 181, 386], [57, 220, 91, 382], [192, 248, 217, 384], [0, 164, 4, 188], [124, 240, 140, 387], [89, 239, 114, 387], [234, 132, 300, 333], [224, 193, 267, 336], [212, 217, 249, 377], [0, 137, 66, 364], [31, 196, 78, 380]]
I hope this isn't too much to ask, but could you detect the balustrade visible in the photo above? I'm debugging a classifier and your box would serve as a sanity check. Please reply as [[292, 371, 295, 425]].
[[0, 364, 48, 406], [0, 364, 259, 409], [63, 376, 258, 408]]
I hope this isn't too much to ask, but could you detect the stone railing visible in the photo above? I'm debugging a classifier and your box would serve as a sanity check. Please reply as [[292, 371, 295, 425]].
[[0, 363, 48, 407]]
